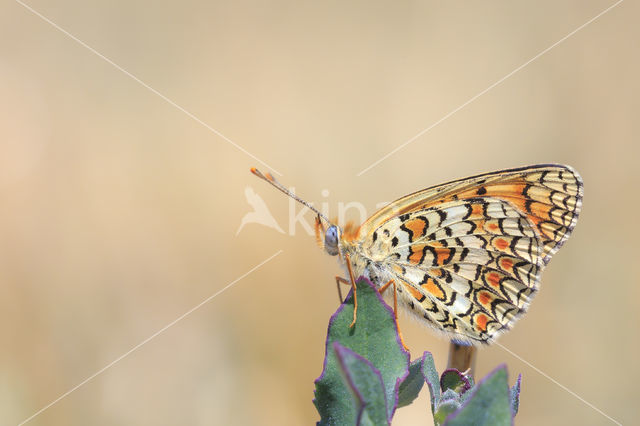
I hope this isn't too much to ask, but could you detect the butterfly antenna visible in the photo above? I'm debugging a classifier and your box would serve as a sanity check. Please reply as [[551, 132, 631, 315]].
[[250, 167, 331, 223], [314, 214, 326, 248], [316, 214, 326, 234]]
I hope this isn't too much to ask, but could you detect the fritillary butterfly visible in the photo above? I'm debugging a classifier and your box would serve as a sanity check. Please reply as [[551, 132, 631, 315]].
[[251, 165, 582, 345]]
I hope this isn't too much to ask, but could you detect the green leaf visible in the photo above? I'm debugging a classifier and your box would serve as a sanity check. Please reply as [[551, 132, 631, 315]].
[[440, 369, 471, 395], [397, 357, 425, 408], [333, 343, 389, 426], [444, 365, 512, 426], [314, 277, 410, 425], [434, 390, 462, 426], [421, 351, 441, 414], [510, 374, 522, 417], [434, 397, 461, 426]]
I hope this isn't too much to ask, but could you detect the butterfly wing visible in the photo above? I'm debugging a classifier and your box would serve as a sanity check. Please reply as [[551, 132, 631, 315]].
[[359, 164, 582, 265], [355, 164, 583, 344]]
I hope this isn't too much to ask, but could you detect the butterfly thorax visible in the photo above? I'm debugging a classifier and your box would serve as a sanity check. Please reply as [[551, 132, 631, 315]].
[[338, 228, 394, 289]]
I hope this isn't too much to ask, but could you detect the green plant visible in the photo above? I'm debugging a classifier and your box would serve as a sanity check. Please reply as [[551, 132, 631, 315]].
[[314, 277, 521, 425]]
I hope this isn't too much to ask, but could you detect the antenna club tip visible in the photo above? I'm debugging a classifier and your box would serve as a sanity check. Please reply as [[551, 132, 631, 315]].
[[250, 167, 258, 174]]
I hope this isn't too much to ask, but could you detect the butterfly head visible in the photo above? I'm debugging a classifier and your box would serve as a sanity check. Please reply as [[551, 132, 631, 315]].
[[313, 214, 342, 255], [323, 224, 341, 256]]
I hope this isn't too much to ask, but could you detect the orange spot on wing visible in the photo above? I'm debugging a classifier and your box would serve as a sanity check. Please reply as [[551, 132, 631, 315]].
[[500, 257, 514, 271], [457, 189, 482, 199], [485, 184, 526, 197], [476, 314, 488, 332], [530, 201, 551, 220], [404, 218, 426, 240], [495, 238, 509, 250], [409, 245, 426, 265], [488, 222, 499, 231], [471, 203, 484, 218], [435, 248, 452, 265], [478, 291, 492, 305], [487, 272, 501, 288], [405, 284, 424, 301], [422, 278, 445, 299]]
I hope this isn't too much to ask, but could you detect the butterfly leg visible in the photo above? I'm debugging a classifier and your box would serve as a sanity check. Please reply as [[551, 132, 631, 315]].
[[334, 276, 351, 302], [344, 253, 358, 328], [378, 279, 410, 352]]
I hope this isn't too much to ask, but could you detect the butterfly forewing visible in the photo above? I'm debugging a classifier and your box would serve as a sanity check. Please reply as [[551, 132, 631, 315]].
[[359, 164, 582, 265], [355, 164, 582, 344]]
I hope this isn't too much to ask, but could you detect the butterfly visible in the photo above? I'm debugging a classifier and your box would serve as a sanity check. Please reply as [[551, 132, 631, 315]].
[[251, 164, 583, 346]]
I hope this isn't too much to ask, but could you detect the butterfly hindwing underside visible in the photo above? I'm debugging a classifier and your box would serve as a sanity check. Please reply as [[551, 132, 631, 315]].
[[348, 164, 583, 344]]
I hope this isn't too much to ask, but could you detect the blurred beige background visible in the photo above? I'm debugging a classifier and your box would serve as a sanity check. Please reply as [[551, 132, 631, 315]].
[[1, 1, 637, 425]]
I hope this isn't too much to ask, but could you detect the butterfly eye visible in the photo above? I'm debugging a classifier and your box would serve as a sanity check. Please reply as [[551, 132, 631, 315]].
[[324, 225, 340, 256]]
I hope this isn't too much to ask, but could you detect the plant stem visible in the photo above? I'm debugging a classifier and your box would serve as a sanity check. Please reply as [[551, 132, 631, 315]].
[[447, 342, 477, 378]]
